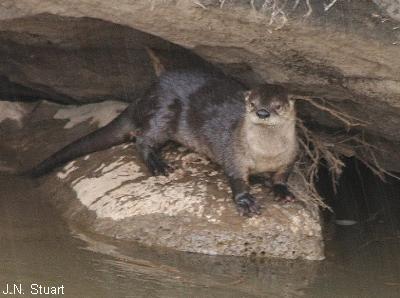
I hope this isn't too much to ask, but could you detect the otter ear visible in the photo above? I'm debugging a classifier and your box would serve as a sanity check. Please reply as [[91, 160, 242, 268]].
[[287, 94, 298, 104], [243, 90, 252, 102]]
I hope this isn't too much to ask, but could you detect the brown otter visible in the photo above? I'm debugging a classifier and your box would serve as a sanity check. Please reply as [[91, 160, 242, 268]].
[[28, 52, 298, 217]]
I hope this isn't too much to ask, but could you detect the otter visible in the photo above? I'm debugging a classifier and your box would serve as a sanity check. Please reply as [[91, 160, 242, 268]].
[[29, 52, 298, 216]]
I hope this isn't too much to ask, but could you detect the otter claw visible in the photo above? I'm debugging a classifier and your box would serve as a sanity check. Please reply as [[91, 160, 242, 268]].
[[146, 153, 171, 176], [273, 184, 296, 203], [235, 193, 261, 217], [276, 195, 296, 203]]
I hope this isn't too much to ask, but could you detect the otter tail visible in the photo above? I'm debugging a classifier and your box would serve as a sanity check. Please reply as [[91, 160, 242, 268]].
[[28, 105, 136, 178]]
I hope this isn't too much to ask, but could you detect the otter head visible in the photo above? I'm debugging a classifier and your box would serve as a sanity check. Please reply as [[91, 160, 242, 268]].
[[244, 84, 295, 127]]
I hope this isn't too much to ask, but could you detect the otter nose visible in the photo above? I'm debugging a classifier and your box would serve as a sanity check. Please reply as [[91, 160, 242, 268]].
[[256, 109, 270, 119]]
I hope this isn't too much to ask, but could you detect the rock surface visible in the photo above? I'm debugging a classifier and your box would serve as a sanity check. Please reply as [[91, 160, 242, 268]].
[[0, 14, 179, 103], [0, 100, 324, 260], [0, 0, 399, 172]]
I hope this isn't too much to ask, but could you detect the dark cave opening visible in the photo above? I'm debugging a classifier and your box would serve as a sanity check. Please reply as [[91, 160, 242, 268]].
[[317, 157, 400, 236]]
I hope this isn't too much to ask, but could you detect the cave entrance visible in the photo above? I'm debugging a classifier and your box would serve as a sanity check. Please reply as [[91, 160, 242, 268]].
[[318, 157, 400, 248]]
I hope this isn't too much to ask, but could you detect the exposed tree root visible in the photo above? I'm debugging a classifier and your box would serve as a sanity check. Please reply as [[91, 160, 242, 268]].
[[252, 0, 319, 28], [197, 0, 340, 29], [294, 96, 399, 209], [296, 96, 367, 128]]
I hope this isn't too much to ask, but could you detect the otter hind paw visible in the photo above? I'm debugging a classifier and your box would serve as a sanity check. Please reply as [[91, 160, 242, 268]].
[[272, 184, 296, 203]]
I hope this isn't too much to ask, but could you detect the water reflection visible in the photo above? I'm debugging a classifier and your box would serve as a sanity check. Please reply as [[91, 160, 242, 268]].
[[0, 175, 318, 298]]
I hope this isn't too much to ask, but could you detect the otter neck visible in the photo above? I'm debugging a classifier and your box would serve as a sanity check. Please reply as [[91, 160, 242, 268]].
[[241, 113, 297, 159]]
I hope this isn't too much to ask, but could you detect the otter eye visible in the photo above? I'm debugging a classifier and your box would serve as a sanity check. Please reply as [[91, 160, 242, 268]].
[[276, 104, 282, 111]]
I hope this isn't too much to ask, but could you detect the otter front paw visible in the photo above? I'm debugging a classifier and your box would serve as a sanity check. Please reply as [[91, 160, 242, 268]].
[[234, 193, 261, 217], [145, 152, 172, 176], [272, 184, 295, 203]]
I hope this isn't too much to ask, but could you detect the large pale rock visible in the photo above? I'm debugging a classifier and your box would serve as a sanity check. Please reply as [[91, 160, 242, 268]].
[[51, 144, 323, 260], [0, 100, 324, 260]]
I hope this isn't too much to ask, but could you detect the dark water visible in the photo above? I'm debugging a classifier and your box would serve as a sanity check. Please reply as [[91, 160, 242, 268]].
[[0, 165, 399, 298]]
